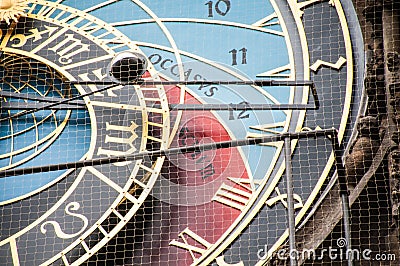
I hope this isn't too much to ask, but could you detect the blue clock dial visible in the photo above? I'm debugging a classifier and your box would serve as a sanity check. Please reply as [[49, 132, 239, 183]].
[[0, 53, 91, 203]]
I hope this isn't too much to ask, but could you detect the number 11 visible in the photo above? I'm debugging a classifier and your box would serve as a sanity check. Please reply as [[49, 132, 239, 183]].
[[229, 48, 248, 65]]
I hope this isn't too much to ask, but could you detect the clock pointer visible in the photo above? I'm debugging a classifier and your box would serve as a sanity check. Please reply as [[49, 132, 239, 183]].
[[0, 83, 118, 122], [0, 128, 341, 178], [0, 80, 320, 110], [0, 51, 319, 119], [1, 79, 319, 113], [0, 91, 85, 105], [0, 79, 318, 123]]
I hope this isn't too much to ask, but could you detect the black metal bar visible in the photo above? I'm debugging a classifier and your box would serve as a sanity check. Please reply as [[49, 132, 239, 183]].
[[67, 79, 314, 87], [284, 137, 297, 265], [1, 102, 86, 110], [331, 130, 353, 266], [0, 129, 336, 178], [69, 79, 318, 110], [0, 83, 119, 122], [0, 80, 318, 120], [0, 91, 86, 105], [309, 83, 320, 110], [167, 103, 316, 111], [331, 132, 348, 196], [276, 129, 350, 266], [1, 103, 316, 111]]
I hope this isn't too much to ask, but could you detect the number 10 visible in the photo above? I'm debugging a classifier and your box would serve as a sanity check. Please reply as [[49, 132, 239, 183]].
[[206, 0, 231, 17]]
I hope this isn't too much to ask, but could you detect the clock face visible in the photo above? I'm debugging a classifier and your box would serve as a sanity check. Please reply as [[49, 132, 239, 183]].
[[0, 0, 364, 265]]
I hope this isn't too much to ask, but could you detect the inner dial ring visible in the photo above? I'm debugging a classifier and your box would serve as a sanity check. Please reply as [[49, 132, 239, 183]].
[[75, 1, 310, 265], [0, 52, 86, 205], [0, 1, 170, 264]]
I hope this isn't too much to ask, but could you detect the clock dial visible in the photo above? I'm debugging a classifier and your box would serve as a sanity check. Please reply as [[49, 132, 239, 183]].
[[0, 1, 169, 265], [0, 0, 364, 265], [0, 52, 90, 203]]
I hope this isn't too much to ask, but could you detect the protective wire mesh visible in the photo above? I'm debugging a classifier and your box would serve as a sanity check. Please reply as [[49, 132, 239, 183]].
[[0, 0, 399, 265]]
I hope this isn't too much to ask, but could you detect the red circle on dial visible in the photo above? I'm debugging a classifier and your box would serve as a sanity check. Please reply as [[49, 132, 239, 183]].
[[136, 84, 252, 265]]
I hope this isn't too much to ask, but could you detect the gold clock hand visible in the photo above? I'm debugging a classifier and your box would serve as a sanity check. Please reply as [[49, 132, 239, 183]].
[[1, 102, 85, 110], [0, 91, 86, 105], [69, 79, 319, 110], [0, 83, 119, 122]]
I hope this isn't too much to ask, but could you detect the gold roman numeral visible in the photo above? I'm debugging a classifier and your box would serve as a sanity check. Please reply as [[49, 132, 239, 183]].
[[97, 121, 139, 166], [265, 187, 303, 210], [248, 121, 285, 135], [35, 3, 79, 22], [246, 121, 286, 148], [78, 21, 129, 52], [254, 12, 279, 27], [212, 177, 254, 211], [76, 68, 120, 97], [79, 20, 129, 52], [253, 12, 284, 36], [169, 227, 212, 262], [36, 4, 61, 18], [87, 166, 142, 206]]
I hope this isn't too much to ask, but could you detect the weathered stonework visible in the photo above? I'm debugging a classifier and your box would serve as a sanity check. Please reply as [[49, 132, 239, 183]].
[[270, 1, 400, 265], [345, 116, 381, 189]]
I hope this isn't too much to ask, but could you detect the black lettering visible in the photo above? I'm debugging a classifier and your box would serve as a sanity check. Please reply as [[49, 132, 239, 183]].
[[201, 164, 215, 179], [229, 101, 250, 120], [149, 54, 162, 65], [205, 86, 218, 97], [195, 75, 209, 91], [239, 47, 248, 64], [196, 155, 208, 164], [161, 59, 174, 70], [171, 64, 180, 77], [229, 49, 238, 66], [206, 1, 213, 17], [194, 74, 218, 97], [184, 68, 193, 80], [215, 0, 231, 16], [194, 74, 203, 81], [179, 126, 190, 138], [179, 126, 200, 159]]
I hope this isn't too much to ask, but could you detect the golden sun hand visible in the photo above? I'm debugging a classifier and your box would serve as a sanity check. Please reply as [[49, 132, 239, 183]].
[[0, 0, 29, 24]]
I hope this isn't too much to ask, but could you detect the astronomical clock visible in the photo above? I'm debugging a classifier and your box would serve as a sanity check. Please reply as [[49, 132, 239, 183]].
[[0, 0, 364, 265]]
